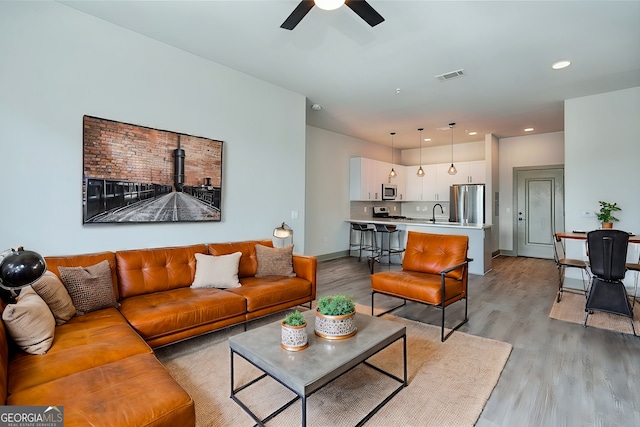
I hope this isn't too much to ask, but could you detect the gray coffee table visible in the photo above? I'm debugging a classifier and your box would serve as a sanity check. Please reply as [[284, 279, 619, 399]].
[[229, 310, 407, 427]]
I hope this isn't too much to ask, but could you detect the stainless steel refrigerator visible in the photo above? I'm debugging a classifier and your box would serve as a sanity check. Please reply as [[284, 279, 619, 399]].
[[449, 184, 485, 224]]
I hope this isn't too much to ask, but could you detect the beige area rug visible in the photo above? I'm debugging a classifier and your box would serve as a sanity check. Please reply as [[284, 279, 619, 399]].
[[155, 306, 512, 427], [549, 291, 640, 334]]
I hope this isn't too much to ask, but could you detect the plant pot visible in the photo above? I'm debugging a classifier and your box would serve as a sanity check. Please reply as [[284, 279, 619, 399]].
[[314, 310, 357, 340], [602, 222, 613, 229], [281, 321, 308, 351]]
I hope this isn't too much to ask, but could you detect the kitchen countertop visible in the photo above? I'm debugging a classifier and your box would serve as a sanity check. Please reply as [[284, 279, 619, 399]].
[[348, 218, 491, 230]]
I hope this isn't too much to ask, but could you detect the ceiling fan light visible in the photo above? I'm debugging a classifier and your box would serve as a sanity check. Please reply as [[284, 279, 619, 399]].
[[315, 0, 345, 11]]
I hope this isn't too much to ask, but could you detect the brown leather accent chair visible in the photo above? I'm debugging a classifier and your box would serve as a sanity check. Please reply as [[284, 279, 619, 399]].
[[371, 231, 471, 341]]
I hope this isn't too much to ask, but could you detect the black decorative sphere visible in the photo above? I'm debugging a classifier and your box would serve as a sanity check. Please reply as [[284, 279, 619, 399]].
[[0, 248, 47, 289]]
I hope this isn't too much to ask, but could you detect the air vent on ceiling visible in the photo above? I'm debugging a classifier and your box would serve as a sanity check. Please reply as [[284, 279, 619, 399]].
[[435, 69, 466, 81]]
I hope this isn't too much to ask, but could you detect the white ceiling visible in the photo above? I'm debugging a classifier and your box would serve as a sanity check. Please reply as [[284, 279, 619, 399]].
[[60, 0, 640, 149]]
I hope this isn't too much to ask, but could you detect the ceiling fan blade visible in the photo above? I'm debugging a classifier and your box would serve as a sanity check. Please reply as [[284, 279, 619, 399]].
[[345, 0, 385, 27], [281, 0, 315, 30]]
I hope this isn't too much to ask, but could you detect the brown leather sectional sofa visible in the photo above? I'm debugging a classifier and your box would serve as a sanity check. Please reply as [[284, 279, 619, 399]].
[[0, 239, 317, 426]]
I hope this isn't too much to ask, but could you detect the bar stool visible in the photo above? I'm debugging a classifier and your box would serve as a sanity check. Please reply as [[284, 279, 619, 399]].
[[349, 223, 376, 262], [369, 224, 404, 273]]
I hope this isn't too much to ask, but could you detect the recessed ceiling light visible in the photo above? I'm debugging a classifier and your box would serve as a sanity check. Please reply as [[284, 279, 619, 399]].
[[524, 127, 534, 132], [468, 131, 477, 136], [552, 60, 571, 70], [424, 138, 431, 142]]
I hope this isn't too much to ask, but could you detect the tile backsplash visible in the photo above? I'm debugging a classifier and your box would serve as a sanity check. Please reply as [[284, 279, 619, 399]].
[[350, 201, 450, 220]]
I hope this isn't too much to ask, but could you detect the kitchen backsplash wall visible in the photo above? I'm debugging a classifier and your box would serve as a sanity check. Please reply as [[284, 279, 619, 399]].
[[349, 201, 450, 220], [402, 201, 450, 220]]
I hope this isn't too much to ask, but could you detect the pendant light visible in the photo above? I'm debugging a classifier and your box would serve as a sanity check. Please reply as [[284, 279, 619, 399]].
[[447, 122, 457, 175], [389, 132, 397, 178], [416, 128, 425, 177]]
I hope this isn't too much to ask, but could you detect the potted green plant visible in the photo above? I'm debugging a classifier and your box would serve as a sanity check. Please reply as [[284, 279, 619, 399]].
[[595, 201, 621, 229], [314, 294, 357, 340], [281, 310, 308, 351]]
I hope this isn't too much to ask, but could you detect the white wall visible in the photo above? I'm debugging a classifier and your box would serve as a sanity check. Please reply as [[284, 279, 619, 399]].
[[401, 141, 485, 165], [498, 132, 565, 251], [305, 126, 395, 257], [488, 134, 500, 253], [564, 87, 640, 271], [0, 2, 306, 256]]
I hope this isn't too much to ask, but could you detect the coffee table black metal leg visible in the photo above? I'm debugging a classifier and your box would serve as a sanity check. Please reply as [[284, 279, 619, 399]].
[[302, 395, 307, 427]]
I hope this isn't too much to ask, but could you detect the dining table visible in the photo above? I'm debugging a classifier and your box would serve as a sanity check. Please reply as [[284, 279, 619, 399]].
[[556, 231, 640, 276], [556, 231, 640, 243]]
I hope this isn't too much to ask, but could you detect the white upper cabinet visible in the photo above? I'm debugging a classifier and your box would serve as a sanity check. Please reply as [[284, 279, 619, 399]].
[[406, 161, 486, 201], [389, 164, 406, 201], [352, 158, 486, 202], [449, 160, 486, 184], [405, 165, 437, 201], [466, 160, 486, 184], [350, 157, 398, 201], [436, 163, 458, 201]]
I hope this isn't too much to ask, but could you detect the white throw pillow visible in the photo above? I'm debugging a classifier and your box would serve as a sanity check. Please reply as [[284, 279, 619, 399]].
[[2, 286, 55, 354], [191, 252, 242, 289]]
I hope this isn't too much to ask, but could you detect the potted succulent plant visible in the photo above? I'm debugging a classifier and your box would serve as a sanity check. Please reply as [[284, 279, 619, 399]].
[[595, 201, 621, 229], [314, 294, 357, 340], [281, 310, 308, 351]]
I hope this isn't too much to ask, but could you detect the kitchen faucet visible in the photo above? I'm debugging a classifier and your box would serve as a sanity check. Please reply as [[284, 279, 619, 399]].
[[431, 203, 443, 222]]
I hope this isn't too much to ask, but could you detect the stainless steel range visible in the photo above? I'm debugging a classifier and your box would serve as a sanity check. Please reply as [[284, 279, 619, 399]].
[[372, 206, 406, 220]]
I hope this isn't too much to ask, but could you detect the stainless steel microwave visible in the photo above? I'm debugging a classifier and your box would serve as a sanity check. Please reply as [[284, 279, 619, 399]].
[[382, 184, 397, 200]]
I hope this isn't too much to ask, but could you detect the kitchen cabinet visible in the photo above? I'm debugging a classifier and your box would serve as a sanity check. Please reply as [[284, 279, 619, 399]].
[[353, 158, 485, 202], [405, 165, 437, 201], [451, 160, 486, 184], [436, 163, 458, 201], [350, 157, 398, 201], [467, 160, 486, 183], [389, 164, 406, 200]]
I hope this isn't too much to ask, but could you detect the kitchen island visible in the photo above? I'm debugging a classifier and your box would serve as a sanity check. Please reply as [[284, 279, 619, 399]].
[[348, 218, 492, 275]]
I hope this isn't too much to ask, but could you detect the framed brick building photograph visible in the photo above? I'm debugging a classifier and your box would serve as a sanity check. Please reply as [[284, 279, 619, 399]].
[[82, 115, 223, 223]]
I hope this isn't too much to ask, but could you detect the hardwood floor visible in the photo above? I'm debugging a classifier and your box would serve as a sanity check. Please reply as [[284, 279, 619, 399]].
[[316, 255, 640, 427]]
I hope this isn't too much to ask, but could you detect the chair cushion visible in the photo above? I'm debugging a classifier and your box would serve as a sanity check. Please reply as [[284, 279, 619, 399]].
[[402, 232, 468, 279], [7, 353, 195, 426], [118, 287, 247, 342], [7, 308, 152, 395], [228, 276, 312, 312], [371, 270, 464, 305]]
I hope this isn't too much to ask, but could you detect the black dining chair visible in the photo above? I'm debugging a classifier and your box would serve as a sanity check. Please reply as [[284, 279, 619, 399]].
[[584, 229, 635, 335]]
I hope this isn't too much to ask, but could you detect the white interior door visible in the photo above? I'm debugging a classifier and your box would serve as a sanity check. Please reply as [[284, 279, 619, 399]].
[[516, 168, 564, 258]]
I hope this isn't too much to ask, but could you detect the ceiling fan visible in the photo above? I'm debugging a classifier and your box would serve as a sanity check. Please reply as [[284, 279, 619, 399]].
[[281, 0, 385, 30]]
